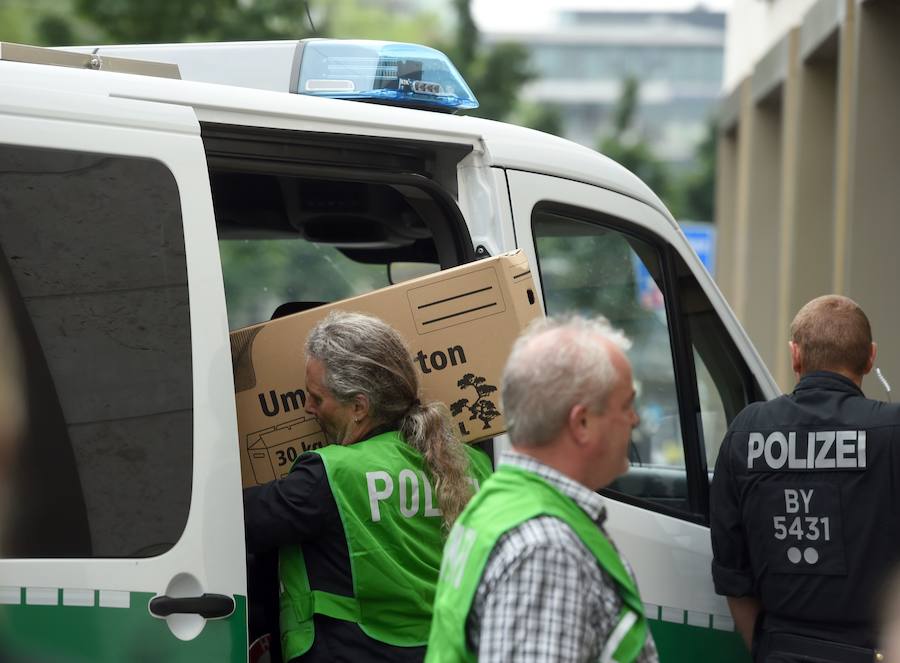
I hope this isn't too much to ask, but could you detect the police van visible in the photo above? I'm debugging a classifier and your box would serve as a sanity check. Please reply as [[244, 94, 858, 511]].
[[0, 39, 778, 661]]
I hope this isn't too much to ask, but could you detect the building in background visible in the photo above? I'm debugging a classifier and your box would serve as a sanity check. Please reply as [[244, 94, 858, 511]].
[[482, 4, 725, 173], [715, 0, 900, 391]]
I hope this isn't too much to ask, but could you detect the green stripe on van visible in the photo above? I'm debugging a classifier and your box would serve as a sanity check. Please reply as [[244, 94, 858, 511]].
[[0, 592, 247, 662], [1, 593, 750, 662], [650, 618, 751, 662]]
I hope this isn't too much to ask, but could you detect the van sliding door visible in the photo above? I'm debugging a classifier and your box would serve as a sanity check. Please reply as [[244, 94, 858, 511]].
[[0, 85, 247, 661]]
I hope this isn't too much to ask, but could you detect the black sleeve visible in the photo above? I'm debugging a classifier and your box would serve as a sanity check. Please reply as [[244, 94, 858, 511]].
[[709, 429, 755, 597], [243, 453, 333, 553]]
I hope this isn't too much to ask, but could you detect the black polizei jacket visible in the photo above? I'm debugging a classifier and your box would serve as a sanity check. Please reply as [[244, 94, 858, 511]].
[[710, 371, 900, 650]]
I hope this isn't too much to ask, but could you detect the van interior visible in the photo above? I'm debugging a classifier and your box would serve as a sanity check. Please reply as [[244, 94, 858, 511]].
[[203, 122, 476, 330]]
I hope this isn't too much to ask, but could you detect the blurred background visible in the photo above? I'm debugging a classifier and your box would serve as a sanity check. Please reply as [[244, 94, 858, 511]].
[[0, 0, 727, 229], [7, 1, 899, 395], [715, 0, 900, 397]]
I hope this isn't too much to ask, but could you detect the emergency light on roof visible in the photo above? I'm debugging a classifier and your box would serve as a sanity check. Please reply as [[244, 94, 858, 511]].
[[295, 39, 478, 112]]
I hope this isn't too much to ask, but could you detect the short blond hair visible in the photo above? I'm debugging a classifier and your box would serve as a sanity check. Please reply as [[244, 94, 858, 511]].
[[790, 295, 871, 375]]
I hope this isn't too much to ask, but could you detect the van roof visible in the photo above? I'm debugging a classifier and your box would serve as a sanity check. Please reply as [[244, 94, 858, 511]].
[[0, 43, 670, 220]]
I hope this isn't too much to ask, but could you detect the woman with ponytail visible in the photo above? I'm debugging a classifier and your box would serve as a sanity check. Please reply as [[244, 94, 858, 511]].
[[244, 311, 491, 663]]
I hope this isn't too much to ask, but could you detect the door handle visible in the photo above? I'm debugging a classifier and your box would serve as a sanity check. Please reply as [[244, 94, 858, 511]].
[[149, 593, 235, 619]]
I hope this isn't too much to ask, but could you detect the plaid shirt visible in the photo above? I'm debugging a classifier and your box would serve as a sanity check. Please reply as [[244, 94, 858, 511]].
[[466, 451, 659, 663]]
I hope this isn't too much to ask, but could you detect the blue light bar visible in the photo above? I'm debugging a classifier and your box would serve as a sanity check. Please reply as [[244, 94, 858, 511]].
[[295, 39, 479, 112]]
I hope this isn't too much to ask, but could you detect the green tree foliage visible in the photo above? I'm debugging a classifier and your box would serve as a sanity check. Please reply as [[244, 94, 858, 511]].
[[466, 42, 533, 121], [323, 0, 443, 44], [73, 0, 320, 43], [678, 117, 717, 222], [443, 0, 532, 124], [0, 0, 447, 46], [34, 13, 78, 45], [611, 76, 639, 136], [509, 102, 564, 137], [449, 0, 477, 75], [0, 0, 99, 46], [602, 139, 671, 201], [598, 76, 717, 222], [599, 77, 670, 198], [0, 3, 34, 43], [219, 238, 392, 329]]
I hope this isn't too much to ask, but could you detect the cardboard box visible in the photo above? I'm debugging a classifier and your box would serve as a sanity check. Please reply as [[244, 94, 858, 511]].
[[230, 250, 541, 487]]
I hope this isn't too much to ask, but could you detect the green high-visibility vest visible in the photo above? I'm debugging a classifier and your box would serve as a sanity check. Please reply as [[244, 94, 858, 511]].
[[426, 464, 649, 663], [279, 430, 493, 661]]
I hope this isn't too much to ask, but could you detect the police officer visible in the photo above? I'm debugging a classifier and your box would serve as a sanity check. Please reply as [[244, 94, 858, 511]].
[[710, 295, 900, 662], [244, 311, 491, 662]]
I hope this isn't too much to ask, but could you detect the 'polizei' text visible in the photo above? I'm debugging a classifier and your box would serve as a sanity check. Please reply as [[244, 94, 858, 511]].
[[747, 430, 866, 471]]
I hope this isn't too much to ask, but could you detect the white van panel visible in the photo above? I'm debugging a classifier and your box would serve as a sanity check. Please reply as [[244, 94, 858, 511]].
[[456, 163, 516, 258], [604, 496, 732, 624], [0, 82, 198, 135], [0, 90, 244, 599]]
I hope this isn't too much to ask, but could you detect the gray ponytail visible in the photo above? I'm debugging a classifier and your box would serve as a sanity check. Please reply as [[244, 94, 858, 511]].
[[399, 400, 472, 530], [306, 311, 474, 530]]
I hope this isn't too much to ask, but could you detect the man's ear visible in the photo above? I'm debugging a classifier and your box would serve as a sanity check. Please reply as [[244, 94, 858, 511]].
[[351, 393, 371, 420], [863, 342, 877, 376], [789, 341, 802, 377], [567, 403, 590, 447]]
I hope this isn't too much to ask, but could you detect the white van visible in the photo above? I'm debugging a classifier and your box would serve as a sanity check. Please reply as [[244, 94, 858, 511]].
[[0, 40, 777, 661]]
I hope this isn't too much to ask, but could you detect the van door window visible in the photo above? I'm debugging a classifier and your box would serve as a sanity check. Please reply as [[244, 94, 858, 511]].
[[203, 126, 477, 648], [695, 349, 728, 468], [214, 172, 455, 329], [219, 239, 395, 330], [203, 124, 474, 330], [0, 144, 192, 558], [676, 253, 763, 472], [533, 208, 689, 512], [532, 203, 763, 518]]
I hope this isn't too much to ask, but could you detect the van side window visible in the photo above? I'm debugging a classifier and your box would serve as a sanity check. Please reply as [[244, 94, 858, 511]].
[[0, 145, 192, 558], [219, 238, 395, 330], [202, 124, 474, 331], [676, 253, 763, 472], [532, 203, 763, 518], [533, 207, 689, 512]]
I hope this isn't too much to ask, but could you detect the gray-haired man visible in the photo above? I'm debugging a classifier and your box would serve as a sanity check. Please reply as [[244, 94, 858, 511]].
[[428, 316, 659, 663]]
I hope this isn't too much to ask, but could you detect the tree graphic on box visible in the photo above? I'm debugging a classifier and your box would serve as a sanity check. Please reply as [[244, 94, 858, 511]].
[[450, 373, 501, 430]]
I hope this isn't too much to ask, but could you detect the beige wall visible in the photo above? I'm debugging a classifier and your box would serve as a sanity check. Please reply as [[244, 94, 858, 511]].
[[741, 95, 783, 376], [714, 127, 738, 302], [717, 0, 900, 395], [724, 0, 820, 92], [842, 1, 900, 394], [790, 49, 837, 317], [774, 30, 800, 388]]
